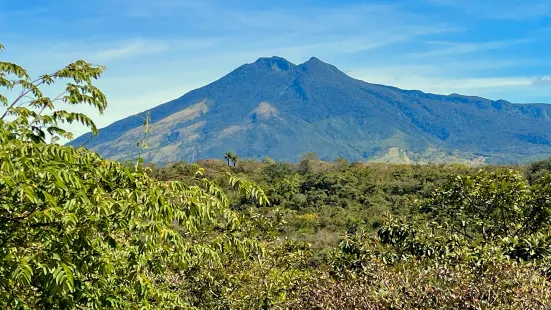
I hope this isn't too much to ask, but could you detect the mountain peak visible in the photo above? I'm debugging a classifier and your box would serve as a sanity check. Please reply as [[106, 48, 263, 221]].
[[253, 56, 295, 71], [305, 56, 325, 64], [298, 56, 346, 77], [300, 57, 330, 68]]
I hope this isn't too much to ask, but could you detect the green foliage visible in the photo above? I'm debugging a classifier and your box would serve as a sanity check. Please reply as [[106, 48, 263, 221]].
[[421, 169, 548, 241], [297, 152, 323, 174], [528, 156, 551, 184], [151, 159, 551, 309], [261, 157, 276, 164], [0, 44, 280, 309], [370, 170, 551, 265], [177, 209, 312, 309], [151, 161, 480, 251], [293, 169, 551, 309], [262, 162, 296, 182], [1, 135, 198, 307], [0, 51, 106, 143], [291, 259, 551, 309]]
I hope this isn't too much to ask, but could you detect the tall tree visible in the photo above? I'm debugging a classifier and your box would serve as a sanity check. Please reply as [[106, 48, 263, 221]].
[[224, 151, 238, 167], [0, 43, 269, 308], [224, 151, 233, 166], [231, 153, 239, 166]]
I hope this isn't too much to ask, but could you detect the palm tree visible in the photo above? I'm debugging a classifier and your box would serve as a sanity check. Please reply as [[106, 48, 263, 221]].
[[224, 151, 233, 166], [224, 151, 238, 167], [231, 153, 239, 167]]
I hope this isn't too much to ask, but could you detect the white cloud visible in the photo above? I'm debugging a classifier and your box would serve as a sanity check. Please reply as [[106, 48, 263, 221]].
[[93, 39, 170, 61], [532, 76, 551, 87], [348, 62, 535, 99], [355, 74, 532, 93]]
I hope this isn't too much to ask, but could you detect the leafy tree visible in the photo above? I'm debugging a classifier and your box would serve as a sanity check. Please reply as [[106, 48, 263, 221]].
[[224, 151, 232, 166], [261, 157, 276, 164], [420, 170, 549, 241], [298, 152, 321, 174], [262, 162, 296, 181], [374, 170, 551, 263], [528, 156, 551, 184], [0, 44, 270, 309], [293, 258, 551, 309], [334, 157, 350, 170], [231, 153, 239, 167], [0, 44, 105, 144]]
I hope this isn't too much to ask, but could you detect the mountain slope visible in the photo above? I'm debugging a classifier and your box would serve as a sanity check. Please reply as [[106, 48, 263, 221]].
[[69, 56, 551, 164]]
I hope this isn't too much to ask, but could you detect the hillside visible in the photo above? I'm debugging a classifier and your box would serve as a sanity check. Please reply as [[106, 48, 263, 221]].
[[69, 56, 551, 164]]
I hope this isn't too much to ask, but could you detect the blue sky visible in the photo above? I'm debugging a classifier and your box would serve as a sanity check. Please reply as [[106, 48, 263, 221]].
[[1, 0, 550, 136]]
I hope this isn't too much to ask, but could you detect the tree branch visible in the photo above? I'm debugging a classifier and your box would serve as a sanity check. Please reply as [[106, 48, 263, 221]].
[[1, 78, 45, 120]]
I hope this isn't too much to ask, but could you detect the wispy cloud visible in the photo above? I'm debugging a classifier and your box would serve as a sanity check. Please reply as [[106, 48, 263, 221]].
[[352, 71, 532, 93], [406, 39, 533, 58], [93, 39, 170, 61], [348, 58, 539, 79], [426, 0, 551, 20], [347, 59, 539, 101], [350, 71, 546, 102], [532, 76, 551, 87]]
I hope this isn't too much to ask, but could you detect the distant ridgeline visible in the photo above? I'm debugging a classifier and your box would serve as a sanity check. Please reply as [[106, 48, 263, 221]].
[[69, 56, 551, 165]]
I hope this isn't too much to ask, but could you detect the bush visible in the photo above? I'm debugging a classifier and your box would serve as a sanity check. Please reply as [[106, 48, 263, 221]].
[[290, 260, 551, 309]]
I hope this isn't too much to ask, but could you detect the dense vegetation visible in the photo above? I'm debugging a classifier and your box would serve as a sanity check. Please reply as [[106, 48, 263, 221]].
[[149, 157, 477, 250], [3, 44, 551, 309], [147, 156, 551, 308]]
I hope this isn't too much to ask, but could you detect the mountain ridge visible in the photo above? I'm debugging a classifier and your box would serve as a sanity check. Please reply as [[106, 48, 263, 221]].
[[69, 56, 551, 164]]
